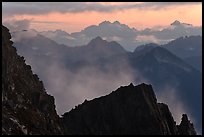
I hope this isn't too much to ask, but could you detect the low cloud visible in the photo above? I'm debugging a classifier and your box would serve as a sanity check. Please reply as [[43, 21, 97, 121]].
[[27, 52, 196, 128], [156, 85, 194, 124], [156, 86, 202, 134], [136, 35, 160, 44], [3, 19, 37, 42], [3, 19, 30, 32], [31, 21, 65, 24], [21, 47, 151, 116], [26, 57, 136, 115]]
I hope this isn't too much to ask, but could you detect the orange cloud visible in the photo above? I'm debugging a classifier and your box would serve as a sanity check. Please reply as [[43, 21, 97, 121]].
[[4, 3, 201, 33]]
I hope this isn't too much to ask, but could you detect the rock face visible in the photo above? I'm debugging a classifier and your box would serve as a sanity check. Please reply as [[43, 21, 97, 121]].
[[62, 83, 196, 135], [2, 25, 64, 135]]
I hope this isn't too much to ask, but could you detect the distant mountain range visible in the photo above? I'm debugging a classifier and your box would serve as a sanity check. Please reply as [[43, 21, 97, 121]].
[[8, 20, 201, 51], [136, 35, 202, 72], [13, 33, 202, 133]]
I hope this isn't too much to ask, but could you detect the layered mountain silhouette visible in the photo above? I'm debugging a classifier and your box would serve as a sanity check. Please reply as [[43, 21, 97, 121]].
[[13, 33, 202, 133], [8, 20, 200, 51], [2, 25, 197, 135]]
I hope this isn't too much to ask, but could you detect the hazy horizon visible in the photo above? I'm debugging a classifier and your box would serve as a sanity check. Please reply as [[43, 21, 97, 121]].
[[2, 2, 202, 33]]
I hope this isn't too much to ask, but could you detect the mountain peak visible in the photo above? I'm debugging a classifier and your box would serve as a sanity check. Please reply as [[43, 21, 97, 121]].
[[134, 43, 158, 52], [54, 29, 68, 33], [170, 20, 192, 27], [113, 21, 121, 24], [177, 114, 197, 135], [99, 21, 111, 26], [86, 36, 126, 55], [171, 20, 181, 26], [93, 36, 103, 41], [99, 21, 122, 26], [87, 36, 108, 47]]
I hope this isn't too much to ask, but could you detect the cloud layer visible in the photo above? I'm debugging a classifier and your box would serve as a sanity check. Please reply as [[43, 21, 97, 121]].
[[2, 2, 200, 16], [156, 85, 193, 124]]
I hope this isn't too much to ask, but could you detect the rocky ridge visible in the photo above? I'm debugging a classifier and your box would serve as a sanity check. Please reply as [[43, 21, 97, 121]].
[[62, 83, 196, 135], [2, 25, 64, 135]]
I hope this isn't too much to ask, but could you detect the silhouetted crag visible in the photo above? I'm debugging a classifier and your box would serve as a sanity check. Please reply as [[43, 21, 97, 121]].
[[2, 25, 64, 135], [62, 83, 196, 135], [177, 114, 197, 135]]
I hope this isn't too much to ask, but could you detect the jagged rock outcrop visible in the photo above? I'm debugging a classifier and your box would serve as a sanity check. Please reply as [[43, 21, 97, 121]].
[[62, 83, 196, 135], [2, 25, 64, 135], [177, 114, 197, 135]]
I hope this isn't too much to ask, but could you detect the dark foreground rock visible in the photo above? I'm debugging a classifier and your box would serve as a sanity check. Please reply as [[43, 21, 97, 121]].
[[62, 83, 196, 135], [2, 25, 64, 135]]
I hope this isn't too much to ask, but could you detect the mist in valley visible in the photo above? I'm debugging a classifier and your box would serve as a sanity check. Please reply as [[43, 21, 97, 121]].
[[4, 19, 201, 133]]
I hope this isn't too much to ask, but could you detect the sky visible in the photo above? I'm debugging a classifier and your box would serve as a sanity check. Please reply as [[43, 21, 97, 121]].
[[2, 2, 202, 33]]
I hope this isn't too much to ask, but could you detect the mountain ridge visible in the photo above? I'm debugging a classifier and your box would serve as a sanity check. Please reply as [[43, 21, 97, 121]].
[[62, 83, 196, 135], [8, 20, 201, 51]]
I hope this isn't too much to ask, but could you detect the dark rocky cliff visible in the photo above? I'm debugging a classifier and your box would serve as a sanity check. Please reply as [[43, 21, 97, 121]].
[[62, 83, 196, 135], [2, 25, 64, 135]]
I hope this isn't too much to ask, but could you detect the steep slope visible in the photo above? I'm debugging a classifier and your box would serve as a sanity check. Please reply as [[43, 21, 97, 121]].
[[183, 56, 202, 72], [62, 83, 196, 135], [130, 46, 202, 132], [162, 35, 202, 71], [162, 35, 202, 58], [2, 25, 64, 135]]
